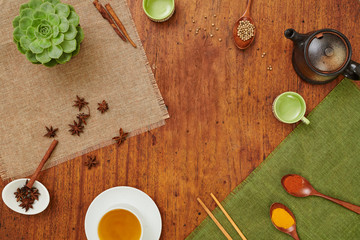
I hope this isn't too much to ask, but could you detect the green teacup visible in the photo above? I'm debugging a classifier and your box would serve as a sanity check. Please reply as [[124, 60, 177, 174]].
[[143, 0, 175, 22], [273, 92, 310, 125]]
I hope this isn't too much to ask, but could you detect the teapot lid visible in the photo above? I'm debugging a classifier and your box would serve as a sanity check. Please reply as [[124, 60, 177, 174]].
[[306, 31, 349, 73]]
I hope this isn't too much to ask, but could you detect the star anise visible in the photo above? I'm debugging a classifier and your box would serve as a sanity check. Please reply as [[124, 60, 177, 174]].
[[97, 100, 109, 113], [29, 188, 40, 201], [69, 120, 84, 136], [19, 198, 34, 212], [14, 188, 24, 202], [44, 126, 58, 138], [77, 113, 90, 125], [112, 128, 129, 146], [73, 95, 89, 111], [84, 156, 98, 169]]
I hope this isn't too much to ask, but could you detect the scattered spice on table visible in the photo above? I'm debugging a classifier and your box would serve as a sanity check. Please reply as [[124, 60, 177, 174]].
[[112, 128, 128, 146], [69, 120, 84, 136], [237, 20, 255, 41], [283, 175, 304, 194], [14, 180, 40, 212], [267, 65, 273, 71], [97, 100, 109, 113], [77, 113, 90, 125], [44, 126, 58, 138], [261, 52, 266, 58], [271, 208, 295, 229], [73, 95, 89, 111], [84, 156, 98, 169]]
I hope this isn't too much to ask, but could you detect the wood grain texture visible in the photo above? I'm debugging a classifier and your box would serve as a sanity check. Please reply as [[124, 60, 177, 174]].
[[1, 0, 359, 239]]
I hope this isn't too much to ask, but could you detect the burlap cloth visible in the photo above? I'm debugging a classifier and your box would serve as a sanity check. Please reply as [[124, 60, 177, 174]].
[[0, 0, 169, 180]]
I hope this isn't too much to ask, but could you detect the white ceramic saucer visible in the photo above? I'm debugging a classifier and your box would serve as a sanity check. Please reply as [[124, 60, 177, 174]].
[[2, 178, 50, 215], [84, 186, 162, 240]]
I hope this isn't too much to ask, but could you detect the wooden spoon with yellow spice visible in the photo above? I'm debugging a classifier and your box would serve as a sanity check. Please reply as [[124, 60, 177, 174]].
[[270, 203, 300, 240]]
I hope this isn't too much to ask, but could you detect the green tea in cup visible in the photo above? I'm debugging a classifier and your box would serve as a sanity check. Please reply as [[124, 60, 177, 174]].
[[272, 92, 310, 125]]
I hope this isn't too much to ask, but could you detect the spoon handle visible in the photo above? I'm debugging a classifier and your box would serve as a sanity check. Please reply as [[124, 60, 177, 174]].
[[314, 192, 360, 214], [244, 0, 252, 17], [26, 140, 58, 188], [289, 230, 300, 240]]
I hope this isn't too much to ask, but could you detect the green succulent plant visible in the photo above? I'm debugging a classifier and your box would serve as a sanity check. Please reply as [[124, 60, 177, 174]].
[[12, 0, 84, 67]]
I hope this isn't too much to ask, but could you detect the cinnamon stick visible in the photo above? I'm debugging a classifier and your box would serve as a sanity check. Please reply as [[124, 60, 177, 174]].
[[93, 0, 127, 42], [26, 140, 58, 188], [105, 3, 137, 48]]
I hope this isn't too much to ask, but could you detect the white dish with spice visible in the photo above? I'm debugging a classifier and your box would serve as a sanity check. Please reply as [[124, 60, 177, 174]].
[[84, 186, 162, 240], [2, 178, 50, 215]]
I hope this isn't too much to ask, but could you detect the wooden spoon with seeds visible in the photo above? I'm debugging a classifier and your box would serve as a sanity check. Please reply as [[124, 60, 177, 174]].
[[233, 0, 256, 49]]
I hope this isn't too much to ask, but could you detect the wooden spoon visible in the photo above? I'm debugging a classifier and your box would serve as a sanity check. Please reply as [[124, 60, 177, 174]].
[[26, 140, 58, 188], [232, 0, 256, 49], [270, 203, 300, 240], [282, 174, 360, 214]]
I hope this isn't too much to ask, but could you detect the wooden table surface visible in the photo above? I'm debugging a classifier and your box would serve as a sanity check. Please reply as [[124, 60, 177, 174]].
[[1, 0, 359, 239]]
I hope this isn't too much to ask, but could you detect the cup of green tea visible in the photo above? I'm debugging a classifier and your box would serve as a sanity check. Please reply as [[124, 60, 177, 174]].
[[143, 0, 175, 22], [272, 92, 310, 125]]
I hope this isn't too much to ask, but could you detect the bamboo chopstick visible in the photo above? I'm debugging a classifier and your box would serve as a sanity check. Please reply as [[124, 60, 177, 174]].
[[210, 193, 247, 240], [105, 3, 137, 48], [197, 198, 233, 240]]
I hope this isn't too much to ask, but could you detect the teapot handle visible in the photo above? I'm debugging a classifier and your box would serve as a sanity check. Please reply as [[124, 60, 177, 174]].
[[343, 60, 360, 80]]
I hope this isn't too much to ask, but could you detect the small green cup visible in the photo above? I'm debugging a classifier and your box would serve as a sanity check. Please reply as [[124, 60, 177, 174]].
[[272, 92, 310, 125], [143, 0, 175, 22]]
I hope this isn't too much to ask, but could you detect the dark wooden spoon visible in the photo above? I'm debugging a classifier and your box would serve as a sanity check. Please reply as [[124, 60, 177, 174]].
[[270, 203, 300, 240], [232, 0, 256, 49], [282, 174, 360, 214]]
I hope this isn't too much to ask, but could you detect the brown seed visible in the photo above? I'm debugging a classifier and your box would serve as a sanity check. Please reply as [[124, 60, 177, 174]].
[[204, 16, 207, 19], [203, 28, 207, 31], [192, 20, 195, 23], [216, 27, 219, 31], [189, 29, 192, 32], [213, 14, 217, 17], [219, 38, 222, 42], [212, 23, 215, 27], [210, 33, 213, 37]]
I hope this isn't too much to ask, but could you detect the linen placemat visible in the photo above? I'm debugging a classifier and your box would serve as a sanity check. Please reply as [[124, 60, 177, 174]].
[[0, 0, 169, 180], [187, 79, 360, 239]]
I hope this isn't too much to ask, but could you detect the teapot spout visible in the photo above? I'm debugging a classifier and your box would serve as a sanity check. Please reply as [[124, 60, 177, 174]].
[[284, 29, 306, 44]]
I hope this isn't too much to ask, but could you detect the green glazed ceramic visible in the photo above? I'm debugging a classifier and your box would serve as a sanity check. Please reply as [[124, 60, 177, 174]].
[[143, 0, 175, 22], [273, 92, 310, 125]]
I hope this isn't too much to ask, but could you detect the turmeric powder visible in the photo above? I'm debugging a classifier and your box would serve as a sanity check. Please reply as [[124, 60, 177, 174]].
[[271, 208, 295, 229]]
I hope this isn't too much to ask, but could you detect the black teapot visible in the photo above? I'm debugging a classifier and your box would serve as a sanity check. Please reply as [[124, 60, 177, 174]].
[[285, 28, 360, 84]]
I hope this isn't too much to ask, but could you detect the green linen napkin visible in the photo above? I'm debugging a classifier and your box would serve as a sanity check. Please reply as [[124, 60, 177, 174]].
[[187, 79, 360, 240]]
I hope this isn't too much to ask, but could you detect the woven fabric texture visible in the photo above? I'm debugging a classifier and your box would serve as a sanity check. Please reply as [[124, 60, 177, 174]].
[[187, 79, 360, 240], [0, 0, 169, 180]]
